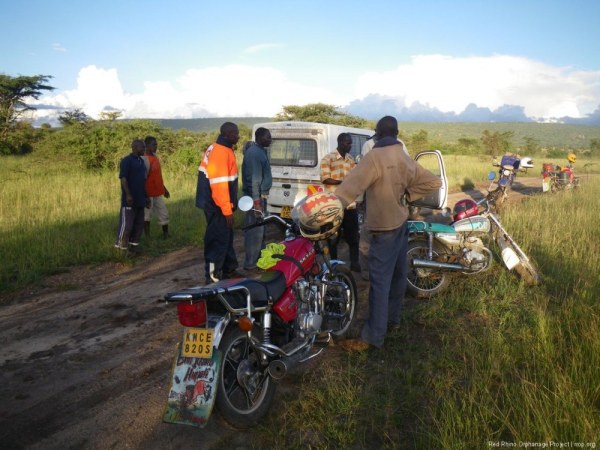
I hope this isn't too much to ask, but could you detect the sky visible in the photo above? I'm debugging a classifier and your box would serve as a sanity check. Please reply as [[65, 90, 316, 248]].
[[2, 0, 600, 124]]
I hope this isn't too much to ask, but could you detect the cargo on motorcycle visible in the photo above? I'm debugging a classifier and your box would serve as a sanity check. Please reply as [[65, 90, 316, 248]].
[[541, 153, 580, 193], [487, 153, 534, 206], [163, 192, 357, 429]]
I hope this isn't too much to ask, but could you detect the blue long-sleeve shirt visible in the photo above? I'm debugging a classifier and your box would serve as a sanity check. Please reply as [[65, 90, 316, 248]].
[[241, 143, 272, 199]]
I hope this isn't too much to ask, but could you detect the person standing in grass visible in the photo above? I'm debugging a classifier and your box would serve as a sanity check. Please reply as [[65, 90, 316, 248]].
[[241, 127, 273, 273], [196, 122, 241, 284], [115, 139, 149, 252], [334, 116, 441, 351], [143, 136, 170, 239]]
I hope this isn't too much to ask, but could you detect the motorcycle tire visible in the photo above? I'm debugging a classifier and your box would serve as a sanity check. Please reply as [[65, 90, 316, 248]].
[[514, 259, 541, 286], [323, 264, 357, 337], [487, 186, 507, 208], [406, 239, 450, 299], [216, 326, 277, 429]]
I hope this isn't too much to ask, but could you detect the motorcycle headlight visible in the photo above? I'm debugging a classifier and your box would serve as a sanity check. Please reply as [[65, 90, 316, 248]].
[[502, 169, 512, 176]]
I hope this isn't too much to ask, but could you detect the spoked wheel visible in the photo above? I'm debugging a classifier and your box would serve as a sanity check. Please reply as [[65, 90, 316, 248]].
[[216, 327, 276, 428], [406, 240, 450, 298], [514, 258, 540, 286], [487, 187, 507, 208], [323, 265, 357, 337]]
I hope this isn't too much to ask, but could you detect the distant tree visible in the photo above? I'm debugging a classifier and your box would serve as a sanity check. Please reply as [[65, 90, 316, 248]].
[[274, 103, 368, 128], [590, 138, 600, 154], [99, 111, 122, 122], [58, 108, 91, 126], [409, 129, 429, 153], [457, 137, 480, 153], [480, 130, 514, 157], [0, 74, 55, 148], [523, 136, 540, 155]]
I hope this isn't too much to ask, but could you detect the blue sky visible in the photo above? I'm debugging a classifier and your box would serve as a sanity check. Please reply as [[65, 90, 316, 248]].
[[2, 0, 600, 123]]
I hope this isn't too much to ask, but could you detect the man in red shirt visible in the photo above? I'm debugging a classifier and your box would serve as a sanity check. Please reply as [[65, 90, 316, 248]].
[[143, 136, 170, 239]]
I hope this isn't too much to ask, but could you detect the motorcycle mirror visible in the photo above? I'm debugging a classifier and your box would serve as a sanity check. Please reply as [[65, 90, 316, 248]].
[[487, 171, 497, 181], [238, 196, 254, 212]]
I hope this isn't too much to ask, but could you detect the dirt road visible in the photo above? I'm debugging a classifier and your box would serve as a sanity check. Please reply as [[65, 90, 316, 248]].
[[0, 177, 544, 449]]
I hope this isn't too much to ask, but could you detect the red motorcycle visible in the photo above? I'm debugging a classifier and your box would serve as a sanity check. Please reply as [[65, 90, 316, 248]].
[[163, 193, 357, 429]]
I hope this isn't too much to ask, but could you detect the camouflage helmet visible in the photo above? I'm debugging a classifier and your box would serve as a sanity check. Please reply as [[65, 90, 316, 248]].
[[292, 192, 344, 241]]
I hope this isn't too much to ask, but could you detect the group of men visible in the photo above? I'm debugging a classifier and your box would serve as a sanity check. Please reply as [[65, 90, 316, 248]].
[[114, 136, 170, 252], [116, 116, 441, 351]]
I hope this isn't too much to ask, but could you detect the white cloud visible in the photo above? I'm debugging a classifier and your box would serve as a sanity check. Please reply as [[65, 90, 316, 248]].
[[52, 42, 66, 52], [33, 55, 600, 125], [355, 54, 600, 119], [242, 43, 284, 54], [35, 64, 343, 121]]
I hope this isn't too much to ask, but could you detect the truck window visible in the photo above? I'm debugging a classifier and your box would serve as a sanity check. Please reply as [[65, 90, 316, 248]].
[[349, 133, 370, 159], [269, 138, 318, 167]]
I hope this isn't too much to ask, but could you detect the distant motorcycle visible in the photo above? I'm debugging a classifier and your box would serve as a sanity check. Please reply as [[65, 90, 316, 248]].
[[542, 153, 580, 193], [163, 193, 357, 428], [406, 185, 540, 298], [488, 154, 534, 205]]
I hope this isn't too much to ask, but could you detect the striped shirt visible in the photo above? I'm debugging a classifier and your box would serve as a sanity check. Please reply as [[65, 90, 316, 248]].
[[320, 151, 356, 193]]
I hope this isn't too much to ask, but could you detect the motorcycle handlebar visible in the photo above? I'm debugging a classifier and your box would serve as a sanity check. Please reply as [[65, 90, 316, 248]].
[[241, 213, 294, 232]]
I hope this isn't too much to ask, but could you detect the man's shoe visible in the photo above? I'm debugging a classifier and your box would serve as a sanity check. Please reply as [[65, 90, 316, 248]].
[[388, 322, 401, 332], [338, 339, 371, 352]]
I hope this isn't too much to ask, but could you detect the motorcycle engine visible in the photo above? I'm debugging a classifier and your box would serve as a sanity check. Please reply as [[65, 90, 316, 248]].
[[293, 278, 323, 337], [461, 238, 489, 271]]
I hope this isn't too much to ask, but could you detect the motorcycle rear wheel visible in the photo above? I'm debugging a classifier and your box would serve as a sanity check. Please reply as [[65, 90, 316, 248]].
[[406, 240, 450, 298], [216, 326, 277, 429], [323, 265, 357, 337]]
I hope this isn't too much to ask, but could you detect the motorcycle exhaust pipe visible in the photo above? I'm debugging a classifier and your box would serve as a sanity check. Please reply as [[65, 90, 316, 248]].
[[268, 352, 306, 380], [412, 258, 477, 272]]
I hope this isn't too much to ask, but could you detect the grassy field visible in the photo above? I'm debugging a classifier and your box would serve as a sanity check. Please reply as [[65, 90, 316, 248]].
[[1, 152, 599, 447], [250, 182, 600, 449]]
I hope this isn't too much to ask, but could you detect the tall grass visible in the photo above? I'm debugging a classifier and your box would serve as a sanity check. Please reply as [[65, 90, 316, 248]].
[[0, 155, 212, 292], [251, 182, 600, 448]]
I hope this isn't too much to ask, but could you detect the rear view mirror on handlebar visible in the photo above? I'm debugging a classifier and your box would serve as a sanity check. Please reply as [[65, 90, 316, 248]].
[[238, 196, 254, 212]]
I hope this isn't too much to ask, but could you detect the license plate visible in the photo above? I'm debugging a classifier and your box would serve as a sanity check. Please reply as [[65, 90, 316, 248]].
[[281, 206, 292, 219], [182, 328, 214, 358]]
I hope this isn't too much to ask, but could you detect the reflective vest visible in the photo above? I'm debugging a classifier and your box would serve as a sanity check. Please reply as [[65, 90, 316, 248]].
[[195, 142, 238, 216]]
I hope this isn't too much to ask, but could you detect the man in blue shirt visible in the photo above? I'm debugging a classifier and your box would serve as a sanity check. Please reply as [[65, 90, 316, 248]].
[[115, 139, 149, 252], [241, 127, 273, 271]]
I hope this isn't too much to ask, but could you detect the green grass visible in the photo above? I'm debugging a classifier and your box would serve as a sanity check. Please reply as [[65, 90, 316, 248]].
[[0, 155, 244, 293], [249, 182, 600, 449], [2, 152, 600, 446]]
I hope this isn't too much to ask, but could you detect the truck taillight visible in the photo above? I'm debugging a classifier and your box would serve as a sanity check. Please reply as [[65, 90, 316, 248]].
[[176, 301, 207, 327]]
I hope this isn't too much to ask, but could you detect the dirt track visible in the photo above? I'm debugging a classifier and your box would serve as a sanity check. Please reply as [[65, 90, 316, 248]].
[[0, 177, 544, 449]]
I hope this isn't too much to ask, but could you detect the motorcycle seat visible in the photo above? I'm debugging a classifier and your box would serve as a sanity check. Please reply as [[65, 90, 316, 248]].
[[165, 270, 287, 310]]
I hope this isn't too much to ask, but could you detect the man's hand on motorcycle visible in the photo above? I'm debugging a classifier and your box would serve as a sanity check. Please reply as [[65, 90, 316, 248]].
[[225, 214, 234, 228]]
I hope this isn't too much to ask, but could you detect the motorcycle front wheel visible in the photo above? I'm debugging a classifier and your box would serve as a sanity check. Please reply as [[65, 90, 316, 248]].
[[406, 240, 450, 298], [216, 326, 277, 429], [514, 258, 540, 286], [323, 265, 357, 337]]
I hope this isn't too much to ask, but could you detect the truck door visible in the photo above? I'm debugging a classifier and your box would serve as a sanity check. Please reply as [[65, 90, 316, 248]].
[[410, 150, 449, 209]]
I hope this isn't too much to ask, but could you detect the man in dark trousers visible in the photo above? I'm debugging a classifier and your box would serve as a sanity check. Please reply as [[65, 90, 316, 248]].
[[196, 122, 241, 284], [334, 116, 442, 351], [115, 139, 149, 253], [241, 127, 273, 272]]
